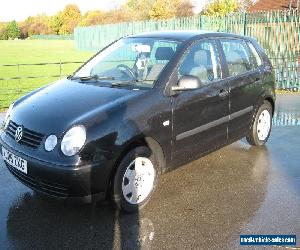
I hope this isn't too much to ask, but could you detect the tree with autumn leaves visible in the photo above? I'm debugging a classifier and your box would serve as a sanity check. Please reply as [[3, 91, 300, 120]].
[[202, 0, 238, 16], [0, 4, 82, 39]]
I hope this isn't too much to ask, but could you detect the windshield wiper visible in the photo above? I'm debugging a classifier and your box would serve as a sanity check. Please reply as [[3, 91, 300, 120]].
[[71, 75, 115, 81], [110, 81, 135, 87], [110, 79, 155, 88]]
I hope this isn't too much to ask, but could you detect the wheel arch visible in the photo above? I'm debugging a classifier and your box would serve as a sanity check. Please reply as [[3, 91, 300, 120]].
[[264, 96, 275, 116], [117, 136, 166, 174], [255, 92, 275, 116], [107, 135, 166, 197]]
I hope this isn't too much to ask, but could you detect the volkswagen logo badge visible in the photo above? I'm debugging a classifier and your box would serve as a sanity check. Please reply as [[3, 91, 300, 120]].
[[15, 126, 23, 142]]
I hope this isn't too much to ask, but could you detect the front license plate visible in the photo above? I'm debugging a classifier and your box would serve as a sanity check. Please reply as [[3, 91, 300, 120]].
[[2, 147, 27, 174]]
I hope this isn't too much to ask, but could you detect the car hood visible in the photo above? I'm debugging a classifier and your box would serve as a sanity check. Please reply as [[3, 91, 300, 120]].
[[11, 79, 143, 134]]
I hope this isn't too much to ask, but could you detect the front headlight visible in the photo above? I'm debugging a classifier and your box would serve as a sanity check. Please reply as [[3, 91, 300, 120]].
[[61, 125, 86, 156], [3, 103, 14, 129]]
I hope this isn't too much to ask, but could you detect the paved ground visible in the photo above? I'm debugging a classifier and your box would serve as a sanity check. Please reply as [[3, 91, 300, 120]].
[[0, 94, 299, 249]]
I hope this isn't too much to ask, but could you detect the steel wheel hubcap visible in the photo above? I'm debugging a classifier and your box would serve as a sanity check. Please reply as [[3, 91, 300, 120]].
[[257, 109, 271, 141], [122, 157, 155, 205]]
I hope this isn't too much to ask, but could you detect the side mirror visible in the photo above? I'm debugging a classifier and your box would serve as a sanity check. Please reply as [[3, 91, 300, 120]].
[[171, 75, 202, 91]]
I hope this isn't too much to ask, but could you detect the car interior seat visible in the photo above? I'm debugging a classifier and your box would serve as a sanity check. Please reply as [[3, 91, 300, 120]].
[[189, 49, 210, 83], [146, 47, 175, 80], [226, 50, 248, 76]]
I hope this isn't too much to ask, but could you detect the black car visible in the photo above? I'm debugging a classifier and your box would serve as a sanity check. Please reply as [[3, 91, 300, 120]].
[[1, 31, 275, 212]]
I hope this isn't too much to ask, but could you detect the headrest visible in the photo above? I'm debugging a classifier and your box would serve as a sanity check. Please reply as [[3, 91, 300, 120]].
[[194, 50, 210, 66], [155, 47, 175, 61], [225, 50, 244, 64]]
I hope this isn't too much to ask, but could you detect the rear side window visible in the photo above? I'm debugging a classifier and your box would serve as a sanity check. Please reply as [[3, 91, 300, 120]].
[[221, 39, 255, 77]]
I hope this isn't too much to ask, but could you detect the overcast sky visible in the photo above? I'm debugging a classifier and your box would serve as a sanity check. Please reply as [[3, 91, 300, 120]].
[[0, 0, 207, 22]]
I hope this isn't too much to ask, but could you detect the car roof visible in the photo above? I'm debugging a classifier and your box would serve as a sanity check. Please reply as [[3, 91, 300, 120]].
[[127, 30, 248, 41]]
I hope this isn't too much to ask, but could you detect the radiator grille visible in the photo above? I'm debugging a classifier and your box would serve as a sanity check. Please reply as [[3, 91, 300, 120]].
[[6, 121, 44, 149]]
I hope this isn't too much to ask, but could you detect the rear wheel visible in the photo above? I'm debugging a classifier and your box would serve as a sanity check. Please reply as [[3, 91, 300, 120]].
[[111, 146, 158, 213], [246, 101, 273, 146]]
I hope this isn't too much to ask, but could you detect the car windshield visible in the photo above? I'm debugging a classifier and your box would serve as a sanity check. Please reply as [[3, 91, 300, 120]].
[[72, 37, 181, 88]]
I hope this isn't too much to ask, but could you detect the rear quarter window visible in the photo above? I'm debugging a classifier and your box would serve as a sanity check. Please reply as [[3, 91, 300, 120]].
[[247, 42, 263, 67]]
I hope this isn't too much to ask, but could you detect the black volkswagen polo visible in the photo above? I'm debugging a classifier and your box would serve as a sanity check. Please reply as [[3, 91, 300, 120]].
[[0, 31, 275, 212]]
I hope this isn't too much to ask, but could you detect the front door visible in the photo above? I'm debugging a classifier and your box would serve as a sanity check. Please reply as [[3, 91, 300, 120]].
[[171, 39, 229, 165]]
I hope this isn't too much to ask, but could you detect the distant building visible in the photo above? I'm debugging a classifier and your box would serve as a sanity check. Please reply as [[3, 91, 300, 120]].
[[249, 0, 299, 11]]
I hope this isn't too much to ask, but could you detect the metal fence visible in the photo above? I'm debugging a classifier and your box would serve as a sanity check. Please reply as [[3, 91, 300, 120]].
[[74, 10, 300, 55], [269, 57, 300, 90], [75, 9, 300, 90], [0, 61, 82, 81], [0, 61, 83, 109]]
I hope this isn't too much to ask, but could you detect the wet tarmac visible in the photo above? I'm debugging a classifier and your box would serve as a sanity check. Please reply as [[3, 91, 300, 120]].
[[0, 94, 299, 249]]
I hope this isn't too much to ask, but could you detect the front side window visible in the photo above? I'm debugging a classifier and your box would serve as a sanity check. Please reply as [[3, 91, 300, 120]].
[[178, 40, 222, 85], [221, 39, 255, 77], [73, 38, 181, 88]]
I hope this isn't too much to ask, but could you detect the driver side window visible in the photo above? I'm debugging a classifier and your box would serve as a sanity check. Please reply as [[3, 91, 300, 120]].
[[178, 40, 222, 85]]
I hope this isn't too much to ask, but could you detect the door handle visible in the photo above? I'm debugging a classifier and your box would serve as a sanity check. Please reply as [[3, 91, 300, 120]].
[[219, 89, 229, 97]]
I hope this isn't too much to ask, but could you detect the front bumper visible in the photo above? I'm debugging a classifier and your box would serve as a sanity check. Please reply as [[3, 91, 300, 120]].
[[0, 136, 112, 203]]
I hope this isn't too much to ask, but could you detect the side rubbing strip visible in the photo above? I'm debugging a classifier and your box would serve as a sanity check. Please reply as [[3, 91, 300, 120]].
[[176, 116, 228, 141], [176, 106, 253, 141], [230, 106, 253, 120]]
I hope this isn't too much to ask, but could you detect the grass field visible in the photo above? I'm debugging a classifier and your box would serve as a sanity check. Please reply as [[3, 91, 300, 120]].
[[0, 40, 93, 110]]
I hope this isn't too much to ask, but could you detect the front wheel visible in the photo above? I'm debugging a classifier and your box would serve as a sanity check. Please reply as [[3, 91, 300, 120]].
[[111, 146, 158, 213], [246, 101, 273, 146]]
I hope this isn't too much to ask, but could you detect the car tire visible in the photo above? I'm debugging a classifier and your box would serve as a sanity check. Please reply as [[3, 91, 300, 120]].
[[246, 101, 273, 146], [111, 146, 158, 213]]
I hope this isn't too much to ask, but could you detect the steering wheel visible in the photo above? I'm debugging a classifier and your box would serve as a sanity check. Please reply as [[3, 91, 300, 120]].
[[117, 64, 136, 80]]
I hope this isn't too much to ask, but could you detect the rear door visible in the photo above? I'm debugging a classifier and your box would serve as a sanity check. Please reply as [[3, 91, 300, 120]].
[[171, 39, 229, 164], [220, 38, 263, 140]]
